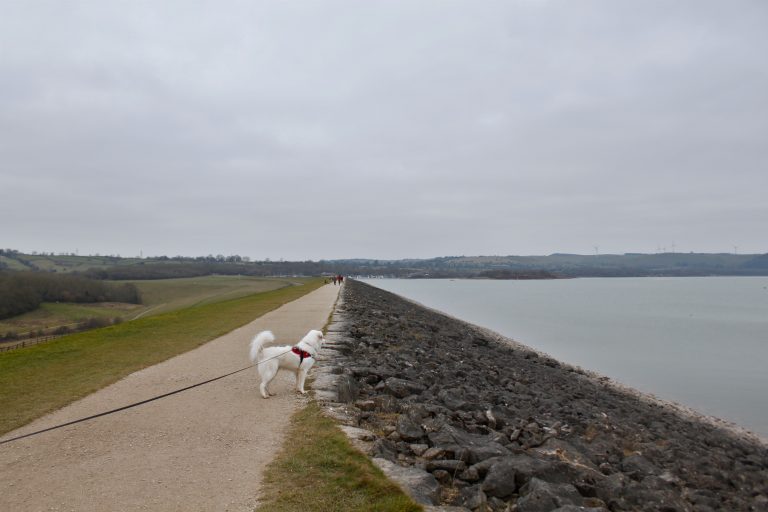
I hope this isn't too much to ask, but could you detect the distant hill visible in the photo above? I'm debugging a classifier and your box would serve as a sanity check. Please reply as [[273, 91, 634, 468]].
[[327, 252, 768, 277], [2, 249, 767, 279]]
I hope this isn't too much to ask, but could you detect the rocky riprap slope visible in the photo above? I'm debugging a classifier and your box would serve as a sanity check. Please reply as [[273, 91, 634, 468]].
[[314, 280, 768, 512]]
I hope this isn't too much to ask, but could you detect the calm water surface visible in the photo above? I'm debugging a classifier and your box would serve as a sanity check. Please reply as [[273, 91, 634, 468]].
[[362, 277, 768, 438]]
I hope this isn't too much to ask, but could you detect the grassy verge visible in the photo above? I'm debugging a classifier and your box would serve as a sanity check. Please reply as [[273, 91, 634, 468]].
[[256, 401, 422, 512], [0, 278, 324, 435]]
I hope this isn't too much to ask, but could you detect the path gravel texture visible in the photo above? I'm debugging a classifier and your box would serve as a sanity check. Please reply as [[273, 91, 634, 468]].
[[0, 283, 339, 512]]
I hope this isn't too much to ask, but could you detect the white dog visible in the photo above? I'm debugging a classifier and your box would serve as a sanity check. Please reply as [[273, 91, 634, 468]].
[[249, 329, 324, 399]]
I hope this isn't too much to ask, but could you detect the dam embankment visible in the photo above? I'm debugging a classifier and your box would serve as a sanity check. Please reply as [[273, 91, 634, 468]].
[[315, 279, 767, 511]]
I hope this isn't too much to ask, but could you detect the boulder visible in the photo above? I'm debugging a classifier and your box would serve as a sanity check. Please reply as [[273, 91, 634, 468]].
[[422, 447, 448, 460], [438, 388, 472, 410], [373, 457, 441, 506], [460, 484, 488, 511], [480, 460, 517, 498], [373, 394, 401, 413], [458, 466, 480, 482], [620, 454, 659, 480], [384, 378, 426, 398], [426, 459, 467, 473], [397, 414, 425, 442], [481, 454, 556, 497], [516, 478, 583, 512], [550, 507, 608, 512], [531, 438, 600, 473], [427, 424, 510, 464], [337, 374, 359, 403], [618, 481, 691, 512]]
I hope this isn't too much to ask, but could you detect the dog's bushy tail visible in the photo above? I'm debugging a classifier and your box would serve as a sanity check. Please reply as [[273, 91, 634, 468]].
[[249, 330, 274, 363]]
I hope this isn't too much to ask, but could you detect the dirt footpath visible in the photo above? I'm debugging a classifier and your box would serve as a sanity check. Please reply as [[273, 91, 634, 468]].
[[0, 284, 339, 512]]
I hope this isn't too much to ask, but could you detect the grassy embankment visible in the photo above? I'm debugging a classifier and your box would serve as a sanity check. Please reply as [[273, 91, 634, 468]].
[[256, 401, 422, 512], [0, 275, 290, 337], [0, 278, 322, 435]]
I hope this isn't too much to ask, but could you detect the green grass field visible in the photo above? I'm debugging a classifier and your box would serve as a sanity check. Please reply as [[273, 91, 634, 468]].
[[256, 402, 422, 512], [127, 275, 295, 317], [0, 275, 292, 337], [0, 278, 324, 435]]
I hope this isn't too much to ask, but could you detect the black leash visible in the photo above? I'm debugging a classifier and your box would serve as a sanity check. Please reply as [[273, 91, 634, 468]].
[[0, 349, 293, 446]]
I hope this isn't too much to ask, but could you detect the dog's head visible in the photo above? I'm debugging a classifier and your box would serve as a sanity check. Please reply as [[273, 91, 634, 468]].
[[301, 329, 325, 350]]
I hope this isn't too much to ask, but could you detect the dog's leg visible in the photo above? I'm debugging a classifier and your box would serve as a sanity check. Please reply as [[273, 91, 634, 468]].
[[260, 372, 273, 398], [297, 368, 308, 394], [259, 361, 278, 399], [260, 381, 270, 399]]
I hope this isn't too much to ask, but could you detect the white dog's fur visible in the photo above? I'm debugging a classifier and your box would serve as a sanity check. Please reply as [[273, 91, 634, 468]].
[[249, 329, 324, 399]]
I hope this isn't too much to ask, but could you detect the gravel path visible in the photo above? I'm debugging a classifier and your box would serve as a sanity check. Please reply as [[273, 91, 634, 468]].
[[0, 284, 339, 512]]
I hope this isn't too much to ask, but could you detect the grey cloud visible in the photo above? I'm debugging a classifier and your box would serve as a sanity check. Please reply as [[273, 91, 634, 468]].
[[1, 1, 766, 259]]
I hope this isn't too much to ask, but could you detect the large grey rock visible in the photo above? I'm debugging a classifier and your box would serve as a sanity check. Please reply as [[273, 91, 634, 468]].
[[480, 459, 517, 498], [594, 472, 627, 504], [373, 457, 441, 506], [427, 424, 510, 464], [618, 481, 691, 512], [373, 394, 401, 413], [516, 478, 583, 512], [620, 454, 659, 479], [397, 414, 425, 442], [311, 371, 340, 402], [438, 388, 471, 410], [371, 439, 398, 461], [384, 377, 426, 398], [481, 454, 557, 498], [339, 425, 376, 453], [531, 438, 600, 472], [336, 373, 360, 403], [460, 484, 487, 510], [426, 459, 467, 473], [550, 507, 608, 512]]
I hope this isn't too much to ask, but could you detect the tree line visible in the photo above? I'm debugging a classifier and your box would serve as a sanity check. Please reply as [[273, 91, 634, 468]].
[[0, 271, 141, 320], [83, 261, 369, 280]]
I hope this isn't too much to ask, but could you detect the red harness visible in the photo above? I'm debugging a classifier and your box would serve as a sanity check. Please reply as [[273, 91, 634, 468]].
[[291, 346, 313, 366]]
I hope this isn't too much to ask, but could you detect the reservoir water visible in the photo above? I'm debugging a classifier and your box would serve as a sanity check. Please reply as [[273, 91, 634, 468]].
[[361, 277, 768, 438]]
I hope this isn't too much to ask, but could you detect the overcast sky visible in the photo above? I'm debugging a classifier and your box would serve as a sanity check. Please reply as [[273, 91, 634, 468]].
[[1, 1, 766, 260]]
